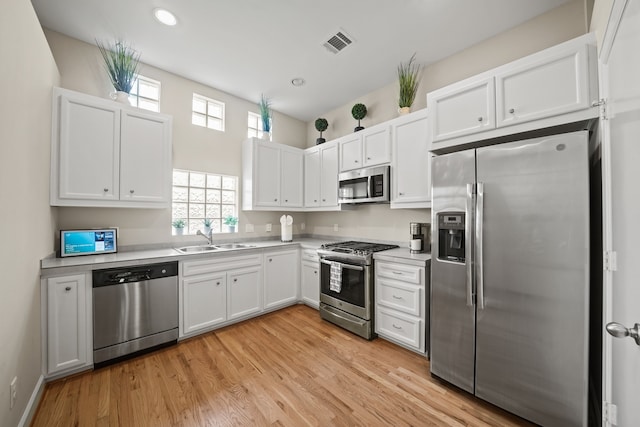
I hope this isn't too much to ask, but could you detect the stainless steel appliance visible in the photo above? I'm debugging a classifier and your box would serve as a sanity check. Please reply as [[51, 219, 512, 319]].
[[92, 261, 178, 365], [409, 222, 430, 253], [318, 241, 398, 339], [338, 165, 390, 204], [430, 131, 591, 426]]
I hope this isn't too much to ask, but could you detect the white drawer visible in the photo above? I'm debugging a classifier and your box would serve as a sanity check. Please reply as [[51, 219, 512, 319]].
[[301, 249, 319, 263], [182, 254, 262, 277], [376, 278, 421, 316], [376, 308, 422, 350], [375, 261, 423, 285]]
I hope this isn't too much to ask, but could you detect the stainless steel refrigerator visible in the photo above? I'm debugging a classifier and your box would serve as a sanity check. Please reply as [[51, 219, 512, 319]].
[[430, 131, 590, 426]]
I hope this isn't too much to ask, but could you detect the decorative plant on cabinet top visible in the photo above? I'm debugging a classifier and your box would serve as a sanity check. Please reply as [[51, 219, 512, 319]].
[[315, 118, 328, 145], [96, 39, 141, 105], [397, 53, 421, 115], [259, 94, 272, 140], [351, 103, 367, 132]]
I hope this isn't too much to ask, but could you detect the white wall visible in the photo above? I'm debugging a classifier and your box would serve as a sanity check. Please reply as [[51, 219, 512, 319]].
[[0, 1, 60, 426], [44, 30, 309, 246], [304, 0, 588, 243]]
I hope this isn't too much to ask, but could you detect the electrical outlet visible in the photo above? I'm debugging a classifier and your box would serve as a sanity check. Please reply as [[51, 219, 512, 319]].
[[245, 223, 254, 233], [333, 224, 339, 232], [266, 223, 272, 232], [300, 222, 305, 231], [10, 377, 17, 409]]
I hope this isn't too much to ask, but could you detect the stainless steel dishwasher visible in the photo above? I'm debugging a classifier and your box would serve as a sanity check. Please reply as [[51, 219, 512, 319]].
[[92, 261, 178, 365]]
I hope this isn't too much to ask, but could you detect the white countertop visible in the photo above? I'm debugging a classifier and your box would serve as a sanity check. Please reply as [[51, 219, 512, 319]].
[[41, 238, 327, 274], [373, 247, 431, 265]]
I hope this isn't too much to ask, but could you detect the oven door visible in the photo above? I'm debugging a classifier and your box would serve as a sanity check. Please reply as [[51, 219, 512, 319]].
[[319, 258, 371, 320]]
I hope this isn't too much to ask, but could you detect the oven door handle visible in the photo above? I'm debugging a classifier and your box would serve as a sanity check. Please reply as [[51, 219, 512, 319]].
[[320, 259, 364, 271]]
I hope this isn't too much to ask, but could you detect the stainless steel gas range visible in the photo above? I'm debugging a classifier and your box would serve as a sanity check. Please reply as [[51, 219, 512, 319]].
[[317, 241, 398, 339]]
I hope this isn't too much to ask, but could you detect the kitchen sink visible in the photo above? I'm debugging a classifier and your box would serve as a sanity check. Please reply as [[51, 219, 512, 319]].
[[215, 243, 256, 249], [175, 245, 220, 254]]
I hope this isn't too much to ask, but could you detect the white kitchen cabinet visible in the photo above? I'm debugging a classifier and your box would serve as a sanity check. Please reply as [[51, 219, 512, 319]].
[[182, 272, 226, 334], [391, 109, 431, 209], [428, 76, 495, 145], [180, 254, 262, 336], [263, 249, 299, 310], [228, 266, 262, 320], [495, 43, 592, 128], [338, 124, 391, 172], [304, 141, 340, 209], [300, 249, 320, 308], [242, 138, 304, 211], [375, 260, 428, 354], [427, 34, 598, 153], [45, 274, 92, 376], [51, 87, 172, 208]]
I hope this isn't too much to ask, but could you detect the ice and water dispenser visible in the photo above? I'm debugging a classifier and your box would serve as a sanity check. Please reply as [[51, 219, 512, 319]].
[[437, 212, 466, 262]]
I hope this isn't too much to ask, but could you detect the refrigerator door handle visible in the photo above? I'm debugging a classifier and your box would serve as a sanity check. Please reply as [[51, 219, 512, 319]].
[[466, 183, 475, 307], [476, 182, 485, 310]]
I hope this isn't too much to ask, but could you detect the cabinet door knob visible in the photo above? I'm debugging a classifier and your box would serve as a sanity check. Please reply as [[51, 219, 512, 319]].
[[477, 117, 483, 122], [216, 282, 220, 286], [399, 192, 404, 196], [509, 108, 515, 114], [65, 286, 71, 291], [314, 199, 317, 202], [367, 157, 371, 160], [130, 189, 135, 194], [269, 258, 272, 262], [274, 198, 278, 202], [314, 271, 317, 274], [285, 199, 288, 202], [354, 160, 359, 163], [233, 278, 238, 282], [103, 188, 109, 192], [322, 199, 326, 202]]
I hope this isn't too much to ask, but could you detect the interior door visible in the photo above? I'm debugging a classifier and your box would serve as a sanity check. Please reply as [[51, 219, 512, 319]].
[[600, 1, 640, 425]]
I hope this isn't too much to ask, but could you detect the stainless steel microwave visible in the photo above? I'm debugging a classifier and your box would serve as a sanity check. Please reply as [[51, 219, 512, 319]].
[[338, 165, 390, 204]]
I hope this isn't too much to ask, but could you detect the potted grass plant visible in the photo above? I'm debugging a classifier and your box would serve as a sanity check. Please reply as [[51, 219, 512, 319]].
[[258, 94, 272, 140], [397, 53, 421, 115], [203, 218, 213, 234], [96, 39, 141, 105], [172, 219, 186, 235], [223, 215, 238, 233]]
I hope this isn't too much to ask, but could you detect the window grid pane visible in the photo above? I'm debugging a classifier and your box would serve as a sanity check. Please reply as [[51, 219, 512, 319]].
[[129, 75, 161, 112], [192, 93, 225, 131], [172, 169, 238, 235]]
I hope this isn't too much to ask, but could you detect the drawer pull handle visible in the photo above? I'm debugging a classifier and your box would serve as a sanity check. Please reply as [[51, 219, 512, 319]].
[[392, 271, 402, 275], [65, 286, 72, 291], [392, 324, 402, 330], [392, 295, 402, 300]]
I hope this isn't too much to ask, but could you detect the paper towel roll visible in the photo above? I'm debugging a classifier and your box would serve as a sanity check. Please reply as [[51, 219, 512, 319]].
[[280, 215, 293, 242]]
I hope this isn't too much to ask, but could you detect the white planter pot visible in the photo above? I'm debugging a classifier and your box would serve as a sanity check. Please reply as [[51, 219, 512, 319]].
[[174, 227, 184, 236], [111, 91, 132, 105]]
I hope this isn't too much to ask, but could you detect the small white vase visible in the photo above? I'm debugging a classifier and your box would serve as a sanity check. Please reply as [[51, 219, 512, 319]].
[[398, 106, 411, 115], [261, 131, 271, 141], [174, 227, 184, 236], [203, 226, 211, 235], [111, 91, 132, 105]]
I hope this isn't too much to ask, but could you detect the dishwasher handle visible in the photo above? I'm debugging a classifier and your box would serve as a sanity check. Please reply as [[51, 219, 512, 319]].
[[93, 261, 178, 287]]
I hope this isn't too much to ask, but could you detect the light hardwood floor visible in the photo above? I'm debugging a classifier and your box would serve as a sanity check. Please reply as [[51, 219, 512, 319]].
[[32, 305, 532, 426]]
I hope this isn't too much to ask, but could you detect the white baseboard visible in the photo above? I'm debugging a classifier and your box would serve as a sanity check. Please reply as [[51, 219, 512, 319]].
[[18, 374, 44, 427]]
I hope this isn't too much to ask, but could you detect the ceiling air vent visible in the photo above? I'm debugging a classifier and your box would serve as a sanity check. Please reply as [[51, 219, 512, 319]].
[[323, 30, 354, 54]]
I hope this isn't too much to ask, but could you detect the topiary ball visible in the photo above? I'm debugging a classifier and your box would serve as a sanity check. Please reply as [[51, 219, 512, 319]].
[[351, 103, 367, 120], [315, 118, 328, 132]]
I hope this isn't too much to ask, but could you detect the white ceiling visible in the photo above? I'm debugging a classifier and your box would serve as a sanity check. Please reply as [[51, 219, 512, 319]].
[[31, 0, 570, 122]]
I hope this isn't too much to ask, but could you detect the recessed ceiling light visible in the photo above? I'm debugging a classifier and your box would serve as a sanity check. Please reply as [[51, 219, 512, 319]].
[[154, 8, 177, 26], [291, 78, 305, 87]]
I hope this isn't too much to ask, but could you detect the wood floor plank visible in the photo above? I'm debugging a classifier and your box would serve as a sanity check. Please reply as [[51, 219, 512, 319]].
[[32, 305, 533, 427]]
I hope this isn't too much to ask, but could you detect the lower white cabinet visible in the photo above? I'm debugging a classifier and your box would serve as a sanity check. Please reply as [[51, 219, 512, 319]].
[[263, 249, 299, 310], [181, 254, 262, 336], [182, 272, 227, 334], [375, 259, 428, 354], [44, 273, 92, 376], [300, 249, 320, 308]]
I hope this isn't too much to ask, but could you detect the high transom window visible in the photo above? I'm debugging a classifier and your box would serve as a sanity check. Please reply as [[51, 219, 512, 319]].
[[247, 111, 265, 138], [192, 94, 225, 131], [129, 75, 161, 112], [172, 169, 238, 235]]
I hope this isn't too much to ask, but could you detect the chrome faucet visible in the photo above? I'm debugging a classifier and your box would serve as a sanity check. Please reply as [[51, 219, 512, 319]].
[[196, 229, 213, 245]]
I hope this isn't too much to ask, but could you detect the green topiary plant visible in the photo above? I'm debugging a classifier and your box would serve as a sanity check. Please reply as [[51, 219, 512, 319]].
[[258, 94, 271, 135], [351, 103, 367, 132], [96, 39, 141, 94], [315, 118, 328, 144], [398, 53, 421, 111]]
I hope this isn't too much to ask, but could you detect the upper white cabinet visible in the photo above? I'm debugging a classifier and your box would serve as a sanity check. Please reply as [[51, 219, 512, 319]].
[[242, 138, 304, 211], [50, 87, 172, 208], [338, 124, 391, 172], [427, 34, 598, 153], [391, 109, 431, 209], [494, 43, 592, 127], [304, 141, 340, 209], [263, 249, 299, 310]]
